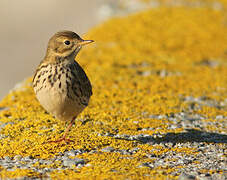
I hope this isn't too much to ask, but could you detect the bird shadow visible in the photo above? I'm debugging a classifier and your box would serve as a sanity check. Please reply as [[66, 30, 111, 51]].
[[116, 129, 227, 144]]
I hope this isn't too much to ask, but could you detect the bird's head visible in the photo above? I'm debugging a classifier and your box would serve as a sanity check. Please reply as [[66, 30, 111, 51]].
[[46, 30, 94, 59]]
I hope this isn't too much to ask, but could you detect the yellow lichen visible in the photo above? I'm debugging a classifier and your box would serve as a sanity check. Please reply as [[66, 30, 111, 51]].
[[0, 0, 226, 179]]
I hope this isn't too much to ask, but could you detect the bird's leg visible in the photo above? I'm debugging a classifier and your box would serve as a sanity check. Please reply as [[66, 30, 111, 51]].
[[47, 118, 75, 143]]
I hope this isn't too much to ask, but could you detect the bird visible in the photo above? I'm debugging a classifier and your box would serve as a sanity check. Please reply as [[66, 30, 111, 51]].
[[32, 30, 93, 143]]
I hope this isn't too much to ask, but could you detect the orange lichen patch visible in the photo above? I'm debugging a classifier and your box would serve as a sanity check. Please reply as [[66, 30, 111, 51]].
[[0, 0, 227, 179], [199, 169, 225, 175], [0, 169, 43, 179], [197, 107, 227, 118], [50, 151, 177, 180], [50, 170, 174, 180]]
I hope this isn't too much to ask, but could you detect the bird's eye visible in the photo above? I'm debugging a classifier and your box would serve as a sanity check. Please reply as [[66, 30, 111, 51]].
[[64, 40, 70, 45]]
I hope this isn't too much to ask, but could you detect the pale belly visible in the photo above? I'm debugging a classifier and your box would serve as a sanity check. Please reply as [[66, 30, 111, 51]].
[[36, 86, 84, 122], [33, 61, 91, 122]]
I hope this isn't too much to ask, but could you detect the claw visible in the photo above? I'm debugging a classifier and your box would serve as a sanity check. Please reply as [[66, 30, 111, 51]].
[[45, 118, 75, 144]]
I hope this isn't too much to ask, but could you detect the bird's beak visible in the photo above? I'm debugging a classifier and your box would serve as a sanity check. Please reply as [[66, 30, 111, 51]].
[[78, 39, 94, 46]]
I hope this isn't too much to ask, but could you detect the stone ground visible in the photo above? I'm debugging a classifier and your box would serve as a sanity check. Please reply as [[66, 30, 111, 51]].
[[0, 0, 227, 179]]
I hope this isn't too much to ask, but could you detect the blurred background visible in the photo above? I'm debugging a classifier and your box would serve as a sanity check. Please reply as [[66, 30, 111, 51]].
[[0, 0, 111, 99], [0, 0, 109, 99], [0, 0, 152, 99]]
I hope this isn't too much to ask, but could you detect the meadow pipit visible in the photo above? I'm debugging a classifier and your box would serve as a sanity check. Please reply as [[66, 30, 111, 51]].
[[33, 31, 93, 143]]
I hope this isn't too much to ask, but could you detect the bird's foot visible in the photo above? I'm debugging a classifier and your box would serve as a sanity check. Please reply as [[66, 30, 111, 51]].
[[47, 137, 74, 144]]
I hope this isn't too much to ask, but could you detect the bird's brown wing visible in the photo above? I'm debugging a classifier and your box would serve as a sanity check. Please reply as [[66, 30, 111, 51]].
[[69, 61, 92, 106]]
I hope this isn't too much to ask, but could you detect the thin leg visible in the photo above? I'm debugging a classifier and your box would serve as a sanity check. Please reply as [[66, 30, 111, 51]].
[[47, 118, 75, 143]]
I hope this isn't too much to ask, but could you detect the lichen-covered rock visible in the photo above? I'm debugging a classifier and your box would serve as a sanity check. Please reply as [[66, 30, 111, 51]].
[[0, 0, 227, 179]]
